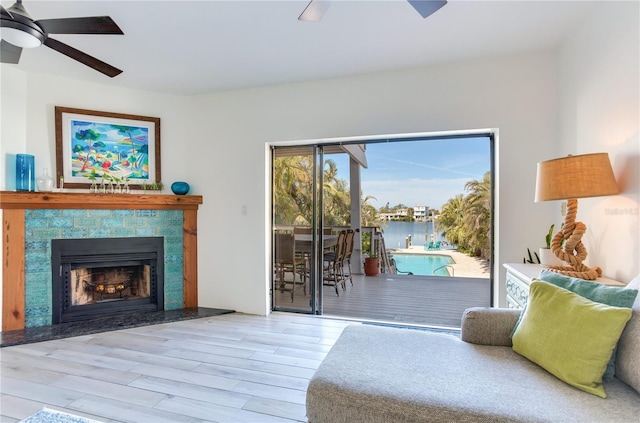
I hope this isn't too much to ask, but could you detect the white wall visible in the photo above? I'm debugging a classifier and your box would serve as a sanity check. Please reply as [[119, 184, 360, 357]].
[[1, 66, 29, 190], [558, 1, 640, 283]]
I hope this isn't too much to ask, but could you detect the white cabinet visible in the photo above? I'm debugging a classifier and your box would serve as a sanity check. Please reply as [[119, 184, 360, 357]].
[[503, 263, 625, 309]]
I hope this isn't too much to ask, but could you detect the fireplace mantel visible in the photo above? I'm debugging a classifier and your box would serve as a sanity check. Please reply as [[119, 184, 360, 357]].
[[1, 191, 203, 331], [0, 191, 202, 210]]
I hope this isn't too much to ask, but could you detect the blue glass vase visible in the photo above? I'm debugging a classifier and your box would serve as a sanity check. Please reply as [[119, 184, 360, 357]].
[[171, 181, 190, 195], [16, 154, 35, 191]]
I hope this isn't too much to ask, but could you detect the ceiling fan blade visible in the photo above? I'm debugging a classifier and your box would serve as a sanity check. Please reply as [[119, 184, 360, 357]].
[[44, 37, 122, 77], [1, 39, 22, 63], [1, 5, 13, 19], [298, 0, 330, 22], [36, 16, 123, 35], [407, 0, 447, 19]]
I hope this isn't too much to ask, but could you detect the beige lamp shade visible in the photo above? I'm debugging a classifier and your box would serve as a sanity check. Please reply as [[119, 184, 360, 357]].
[[535, 153, 619, 202]]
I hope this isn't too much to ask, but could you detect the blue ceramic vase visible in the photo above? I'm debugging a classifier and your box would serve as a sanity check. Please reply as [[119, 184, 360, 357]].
[[16, 154, 35, 191], [171, 181, 190, 195]]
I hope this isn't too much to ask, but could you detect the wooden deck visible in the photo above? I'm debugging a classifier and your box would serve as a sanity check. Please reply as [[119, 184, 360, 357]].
[[274, 273, 491, 328]]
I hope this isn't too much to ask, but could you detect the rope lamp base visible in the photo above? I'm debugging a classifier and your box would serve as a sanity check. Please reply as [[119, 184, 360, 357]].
[[542, 199, 602, 280]]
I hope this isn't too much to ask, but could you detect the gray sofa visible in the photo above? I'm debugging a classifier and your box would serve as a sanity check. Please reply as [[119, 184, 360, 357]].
[[306, 307, 640, 422]]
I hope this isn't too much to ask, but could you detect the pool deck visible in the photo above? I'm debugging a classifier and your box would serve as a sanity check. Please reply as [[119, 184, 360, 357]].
[[387, 245, 491, 278]]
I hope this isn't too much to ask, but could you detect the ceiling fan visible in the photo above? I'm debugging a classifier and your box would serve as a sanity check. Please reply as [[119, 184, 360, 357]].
[[0, 0, 123, 77], [299, 0, 447, 22]]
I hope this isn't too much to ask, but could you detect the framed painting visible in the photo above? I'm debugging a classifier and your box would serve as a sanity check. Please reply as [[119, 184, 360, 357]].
[[55, 106, 161, 189]]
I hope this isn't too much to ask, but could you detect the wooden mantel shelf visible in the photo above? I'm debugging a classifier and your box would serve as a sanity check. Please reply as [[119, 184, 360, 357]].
[[1, 191, 203, 331], [0, 191, 203, 210]]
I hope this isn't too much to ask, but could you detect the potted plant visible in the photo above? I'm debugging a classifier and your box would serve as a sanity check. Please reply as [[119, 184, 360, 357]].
[[539, 224, 564, 266], [364, 255, 379, 276]]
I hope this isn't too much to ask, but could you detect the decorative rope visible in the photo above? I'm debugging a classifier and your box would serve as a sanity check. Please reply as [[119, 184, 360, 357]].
[[543, 199, 602, 280]]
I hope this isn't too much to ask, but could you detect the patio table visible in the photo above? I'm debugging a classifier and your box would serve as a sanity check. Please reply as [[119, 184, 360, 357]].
[[294, 234, 338, 253]]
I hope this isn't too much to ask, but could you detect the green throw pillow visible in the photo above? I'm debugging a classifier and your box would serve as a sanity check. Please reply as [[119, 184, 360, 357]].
[[537, 269, 638, 381], [512, 281, 632, 398]]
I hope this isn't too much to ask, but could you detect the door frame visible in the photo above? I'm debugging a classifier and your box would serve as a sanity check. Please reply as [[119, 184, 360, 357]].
[[269, 128, 498, 315]]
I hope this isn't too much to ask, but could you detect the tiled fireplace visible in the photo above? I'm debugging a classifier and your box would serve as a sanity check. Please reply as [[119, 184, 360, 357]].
[[1, 192, 203, 331], [26, 209, 180, 327]]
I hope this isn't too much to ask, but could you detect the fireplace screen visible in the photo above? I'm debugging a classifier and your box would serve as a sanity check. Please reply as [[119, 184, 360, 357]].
[[52, 237, 164, 323]]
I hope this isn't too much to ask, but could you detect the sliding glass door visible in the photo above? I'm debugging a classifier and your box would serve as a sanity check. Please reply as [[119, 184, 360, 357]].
[[271, 132, 494, 327], [272, 144, 363, 314], [272, 145, 325, 314]]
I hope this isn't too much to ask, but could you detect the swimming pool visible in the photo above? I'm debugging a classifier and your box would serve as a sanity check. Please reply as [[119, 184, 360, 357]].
[[392, 254, 454, 276]]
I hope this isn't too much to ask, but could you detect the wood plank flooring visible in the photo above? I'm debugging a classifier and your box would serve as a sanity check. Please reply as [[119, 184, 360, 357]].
[[275, 273, 491, 327], [0, 312, 357, 423]]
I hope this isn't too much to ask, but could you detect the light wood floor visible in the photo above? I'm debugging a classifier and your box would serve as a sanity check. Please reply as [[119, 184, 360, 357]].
[[0, 312, 357, 423]]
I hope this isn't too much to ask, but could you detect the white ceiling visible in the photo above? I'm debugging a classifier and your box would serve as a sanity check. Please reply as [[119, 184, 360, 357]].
[[2, 0, 597, 96]]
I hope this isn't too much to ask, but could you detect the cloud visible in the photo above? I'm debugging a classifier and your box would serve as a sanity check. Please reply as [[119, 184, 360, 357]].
[[368, 156, 483, 178], [363, 177, 471, 210]]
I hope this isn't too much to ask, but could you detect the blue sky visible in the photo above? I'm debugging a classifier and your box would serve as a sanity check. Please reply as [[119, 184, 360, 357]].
[[331, 137, 490, 211]]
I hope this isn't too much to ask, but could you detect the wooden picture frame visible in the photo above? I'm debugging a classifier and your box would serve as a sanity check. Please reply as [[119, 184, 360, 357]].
[[55, 106, 161, 189]]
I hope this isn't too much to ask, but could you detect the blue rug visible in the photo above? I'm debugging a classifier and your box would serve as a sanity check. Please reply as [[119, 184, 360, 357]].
[[363, 321, 461, 337], [20, 408, 103, 423]]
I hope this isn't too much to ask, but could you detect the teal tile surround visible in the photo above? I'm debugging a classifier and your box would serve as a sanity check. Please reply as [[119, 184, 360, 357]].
[[24, 209, 184, 327]]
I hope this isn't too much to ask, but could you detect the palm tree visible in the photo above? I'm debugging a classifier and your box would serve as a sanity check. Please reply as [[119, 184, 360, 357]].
[[323, 159, 350, 226], [360, 194, 380, 227], [464, 171, 491, 258], [360, 193, 381, 254], [437, 172, 491, 259], [274, 155, 383, 229], [438, 194, 467, 249], [274, 155, 362, 226], [273, 156, 313, 225]]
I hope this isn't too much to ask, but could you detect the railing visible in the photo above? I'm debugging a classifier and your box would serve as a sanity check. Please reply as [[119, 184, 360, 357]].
[[274, 225, 390, 275], [354, 226, 396, 274], [433, 264, 455, 276]]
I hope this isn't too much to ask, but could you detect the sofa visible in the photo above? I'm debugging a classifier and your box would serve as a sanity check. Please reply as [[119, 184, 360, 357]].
[[306, 279, 640, 422]]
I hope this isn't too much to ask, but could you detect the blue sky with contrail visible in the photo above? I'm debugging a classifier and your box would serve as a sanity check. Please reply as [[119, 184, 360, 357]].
[[332, 136, 490, 210]]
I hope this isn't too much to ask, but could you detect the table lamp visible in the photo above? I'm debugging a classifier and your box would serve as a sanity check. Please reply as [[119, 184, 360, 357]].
[[535, 153, 619, 280]]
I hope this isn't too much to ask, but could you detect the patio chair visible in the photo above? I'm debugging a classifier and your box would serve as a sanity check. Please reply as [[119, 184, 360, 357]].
[[323, 230, 347, 296], [274, 232, 307, 301], [343, 229, 355, 285]]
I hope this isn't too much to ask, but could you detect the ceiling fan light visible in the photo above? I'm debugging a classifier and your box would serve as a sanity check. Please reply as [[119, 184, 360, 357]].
[[299, 0, 330, 22], [1, 26, 42, 48]]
